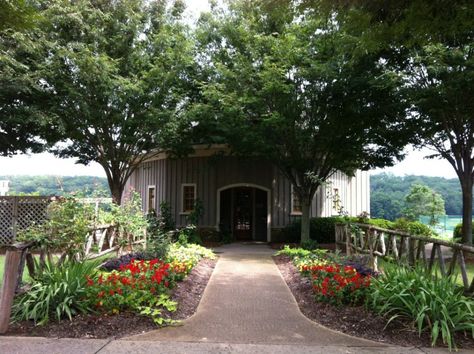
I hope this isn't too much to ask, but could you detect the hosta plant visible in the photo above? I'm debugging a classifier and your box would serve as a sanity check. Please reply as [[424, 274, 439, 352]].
[[369, 264, 474, 351], [12, 260, 100, 325]]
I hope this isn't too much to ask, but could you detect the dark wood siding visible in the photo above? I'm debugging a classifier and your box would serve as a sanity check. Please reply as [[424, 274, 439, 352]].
[[127, 155, 370, 234]]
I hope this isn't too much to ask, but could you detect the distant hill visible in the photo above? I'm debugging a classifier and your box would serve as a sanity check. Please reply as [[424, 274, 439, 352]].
[[370, 173, 464, 220], [0, 175, 110, 197]]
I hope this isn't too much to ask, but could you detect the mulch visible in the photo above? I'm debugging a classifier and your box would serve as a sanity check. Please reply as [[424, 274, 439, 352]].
[[4, 258, 217, 339], [273, 254, 474, 350]]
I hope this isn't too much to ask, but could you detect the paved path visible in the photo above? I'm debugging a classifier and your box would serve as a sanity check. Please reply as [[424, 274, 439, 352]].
[[128, 243, 381, 346]]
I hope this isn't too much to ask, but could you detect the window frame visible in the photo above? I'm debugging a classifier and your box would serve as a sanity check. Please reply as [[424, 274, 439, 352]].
[[181, 183, 197, 214], [290, 185, 303, 215], [147, 185, 156, 213]]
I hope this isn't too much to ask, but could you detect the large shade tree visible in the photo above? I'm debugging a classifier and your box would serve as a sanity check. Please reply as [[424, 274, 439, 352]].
[[194, 0, 410, 242], [35, 0, 194, 204], [331, 0, 474, 244]]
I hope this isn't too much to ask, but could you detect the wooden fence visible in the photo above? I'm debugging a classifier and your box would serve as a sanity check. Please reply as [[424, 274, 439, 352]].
[[0, 224, 146, 333], [335, 223, 474, 294], [0, 196, 53, 245]]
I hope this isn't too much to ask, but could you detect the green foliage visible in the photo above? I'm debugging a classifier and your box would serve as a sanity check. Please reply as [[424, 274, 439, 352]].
[[282, 217, 347, 244], [166, 243, 216, 267], [275, 245, 312, 260], [403, 184, 445, 224], [177, 200, 205, 245], [17, 197, 95, 261], [195, 0, 409, 243], [109, 192, 148, 246], [392, 218, 437, 238], [371, 173, 465, 220], [300, 239, 318, 251], [85, 259, 177, 326], [365, 218, 395, 230], [453, 223, 474, 242], [158, 201, 175, 231], [12, 260, 100, 325], [14, 0, 197, 203], [369, 264, 474, 351], [0, 175, 110, 197]]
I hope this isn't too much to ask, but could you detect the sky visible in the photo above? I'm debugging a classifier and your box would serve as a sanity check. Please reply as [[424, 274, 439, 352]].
[[0, 0, 459, 180]]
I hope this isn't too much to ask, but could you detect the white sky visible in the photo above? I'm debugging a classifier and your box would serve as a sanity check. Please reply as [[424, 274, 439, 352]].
[[0, 0, 460, 180]]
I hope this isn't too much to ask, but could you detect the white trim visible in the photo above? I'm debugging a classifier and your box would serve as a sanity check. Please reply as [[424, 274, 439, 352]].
[[216, 183, 271, 242], [290, 184, 302, 216], [181, 183, 197, 213], [147, 185, 156, 212]]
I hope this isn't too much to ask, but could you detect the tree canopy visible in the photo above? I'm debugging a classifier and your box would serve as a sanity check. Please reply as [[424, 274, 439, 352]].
[[194, 0, 410, 241], [29, 0, 195, 203], [403, 184, 445, 224], [0, 0, 51, 156]]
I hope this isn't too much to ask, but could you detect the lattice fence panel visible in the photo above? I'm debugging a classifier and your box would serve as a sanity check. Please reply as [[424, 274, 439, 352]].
[[0, 198, 14, 245], [0, 197, 52, 245], [17, 197, 50, 231]]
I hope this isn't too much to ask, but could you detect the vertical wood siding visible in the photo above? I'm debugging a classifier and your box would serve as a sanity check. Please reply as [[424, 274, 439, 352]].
[[128, 156, 370, 231]]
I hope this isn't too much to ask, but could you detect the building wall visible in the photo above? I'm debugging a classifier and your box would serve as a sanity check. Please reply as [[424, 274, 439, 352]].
[[127, 155, 370, 233]]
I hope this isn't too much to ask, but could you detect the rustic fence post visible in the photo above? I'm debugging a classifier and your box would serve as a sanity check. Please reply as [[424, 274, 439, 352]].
[[0, 248, 22, 333]]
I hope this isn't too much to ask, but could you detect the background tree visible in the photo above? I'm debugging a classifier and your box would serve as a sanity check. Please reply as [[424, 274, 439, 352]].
[[403, 184, 446, 225], [36, 0, 194, 204], [371, 173, 465, 220], [195, 0, 409, 242]]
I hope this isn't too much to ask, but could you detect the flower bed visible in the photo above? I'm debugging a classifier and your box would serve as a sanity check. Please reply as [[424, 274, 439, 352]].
[[275, 245, 474, 351], [279, 246, 372, 305], [10, 243, 216, 331]]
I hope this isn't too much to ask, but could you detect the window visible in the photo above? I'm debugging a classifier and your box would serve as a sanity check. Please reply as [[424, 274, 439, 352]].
[[147, 185, 156, 212], [291, 185, 302, 215], [332, 188, 340, 212], [182, 184, 196, 213]]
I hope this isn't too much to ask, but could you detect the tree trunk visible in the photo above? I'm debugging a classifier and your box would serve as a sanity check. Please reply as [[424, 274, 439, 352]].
[[300, 200, 311, 243], [110, 182, 124, 206], [460, 179, 473, 245]]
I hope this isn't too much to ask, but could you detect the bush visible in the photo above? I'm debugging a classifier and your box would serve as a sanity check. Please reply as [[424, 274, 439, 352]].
[[282, 217, 347, 243], [392, 218, 436, 237], [453, 223, 474, 240], [369, 264, 474, 350], [12, 260, 100, 325], [275, 245, 312, 259], [366, 218, 394, 230]]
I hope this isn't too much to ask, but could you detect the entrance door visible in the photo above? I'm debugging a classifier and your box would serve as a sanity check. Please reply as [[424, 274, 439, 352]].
[[233, 187, 253, 240], [219, 186, 268, 241]]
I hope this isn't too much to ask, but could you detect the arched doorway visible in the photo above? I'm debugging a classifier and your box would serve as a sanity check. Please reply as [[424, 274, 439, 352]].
[[217, 184, 270, 242]]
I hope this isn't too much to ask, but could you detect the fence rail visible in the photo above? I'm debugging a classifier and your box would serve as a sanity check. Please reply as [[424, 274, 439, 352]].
[[335, 223, 474, 294]]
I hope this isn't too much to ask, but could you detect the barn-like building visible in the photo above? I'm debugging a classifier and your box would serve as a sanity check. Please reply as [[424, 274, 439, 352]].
[[126, 145, 370, 242]]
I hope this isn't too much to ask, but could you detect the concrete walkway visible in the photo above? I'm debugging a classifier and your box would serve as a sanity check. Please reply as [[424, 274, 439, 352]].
[[129, 243, 379, 346], [2, 243, 472, 353]]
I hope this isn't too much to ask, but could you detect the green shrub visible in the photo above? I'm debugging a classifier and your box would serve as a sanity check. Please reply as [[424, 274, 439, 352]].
[[12, 260, 100, 325], [369, 264, 474, 351], [301, 239, 318, 250], [392, 218, 436, 237], [453, 223, 474, 240], [366, 218, 395, 229], [275, 245, 312, 259], [282, 217, 347, 243]]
